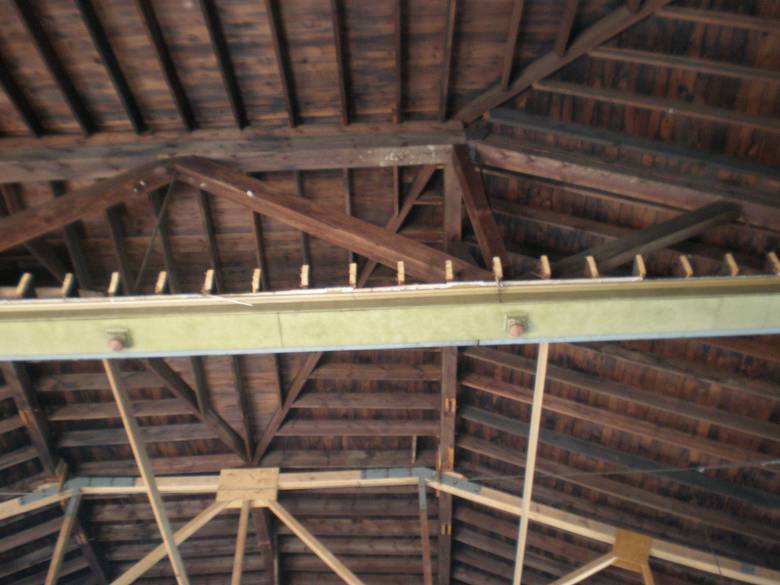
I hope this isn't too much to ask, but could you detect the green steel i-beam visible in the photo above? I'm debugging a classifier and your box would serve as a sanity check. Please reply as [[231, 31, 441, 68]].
[[0, 275, 779, 360]]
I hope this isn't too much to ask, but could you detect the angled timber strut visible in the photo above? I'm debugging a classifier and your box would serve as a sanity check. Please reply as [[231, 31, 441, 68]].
[[454, 0, 675, 122], [0, 157, 490, 283]]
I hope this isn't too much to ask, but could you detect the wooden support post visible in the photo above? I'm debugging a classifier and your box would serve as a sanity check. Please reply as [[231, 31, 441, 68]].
[[252, 509, 280, 585], [437, 347, 457, 585], [549, 552, 618, 585], [44, 493, 82, 585], [418, 480, 434, 585], [102, 359, 191, 585], [112, 500, 230, 585], [269, 501, 365, 585], [231, 500, 250, 585], [511, 342, 550, 585]]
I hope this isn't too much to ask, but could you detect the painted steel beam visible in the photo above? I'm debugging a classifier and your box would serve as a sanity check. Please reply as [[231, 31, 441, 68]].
[[0, 276, 779, 360]]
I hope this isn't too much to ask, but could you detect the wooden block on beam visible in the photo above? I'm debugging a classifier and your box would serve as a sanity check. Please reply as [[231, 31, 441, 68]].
[[154, 271, 169, 295], [217, 468, 279, 507], [584, 255, 599, 278], [632, 255, 647, 279], [492, 256, 503, 282], [538, 255, 551, 280], [676, 255, 694, 278], [300, 264, 310, 289], [720, 253, 739, 277], [15, 273, 35, 299], [397, 261, 405, 285], [108, 272, 122, 297], [202, 269, 215, 294], [349, 262, 357, 287], [61, 273, 77, 298], [252, 268, 262, 293], [766, 252, 780, 275], [445, 260, 454, 282], [613, 529, 652, 573]]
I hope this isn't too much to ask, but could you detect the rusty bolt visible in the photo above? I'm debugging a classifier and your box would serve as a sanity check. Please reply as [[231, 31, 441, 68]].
[[508, 322, 526, 337], [107, 337, 125, 352]]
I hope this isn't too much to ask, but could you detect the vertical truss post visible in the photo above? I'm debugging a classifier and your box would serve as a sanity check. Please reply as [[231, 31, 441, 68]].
[[511, 342, 550, 585], [437, 347, 457, 585], [418, 479, 434, 585], [103, 359, 191, 585]]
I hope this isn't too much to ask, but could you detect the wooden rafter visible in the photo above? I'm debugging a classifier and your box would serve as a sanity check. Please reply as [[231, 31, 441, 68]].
[[173, 157, 490, 282], [0, 50, 43, 136], [105, 205, 135, 294], [134, 0, 196, 130], [450, 145, 508, 267], [50, 181, 94, 291], [11, 0, 95, 135], [438, 0, 458, 121], [552, 201, 741, 277], [231, 501, 250, 585], [0, 186, 68, 284], [76, 0, 145, 133], [330, 0, 350, 125], [533, 79, 780, 134], [393, 0, 403, 122], [103, 359, 191, 585], [199, 0, 248, 129], [554, 0, 580, 57], [0, 129, 461, 183], [454, 0, 674, 122], [550, 553, 618, 585], [500, 0, 526, 90], [143, 359, 247, 460], [264, 0, 297, 127], [252, 509, 280, 585], [657, 7, 780, 34]]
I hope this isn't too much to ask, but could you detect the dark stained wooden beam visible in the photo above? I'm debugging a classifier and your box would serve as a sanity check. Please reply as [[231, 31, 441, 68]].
[[472, 133, 780, 230], [252, 509, 280, 585], [465, 347, 780, 444], [199, 0, 248, 129], [357, 165, 438, 286], [0, 50, 44, 136], [437, 347, 457, 585], [485, 108, 780, 181], [293, 171, 313, 279], [499, 0, 526, 90], [442, 164, 462, 250], [1, 363, 57, 473], [450, 145, 508, 267], [533, 79, 780, 134], [11, 0, 95, 135], [134, 0, 196, 131], [589, 46, 780, 84], [552, 201, 741, 276], [251, 211, 272, 290], [438, 0, 458, 121], [461, 405, 780, 509], [657, 7, 780, 34], [454, 0, 674, 122], [174, 157, 490, 282], [0, 128, 462, 183], [0, 186, 68, 283], [105, 205, 135, 294], [264, 0, 297, 127], [0, 160, 172, 255], [277, 419, 438, 436], [293, 393, 438, 409], [329, 0, 350, 125], [343, 169, 355, 263], [626, 0, 642, 12], [142, 359, 247, 460], [50, 181, 94, 291], [393, 0, 403, 123], [197, 190, 225, 292], [554, 0, 580, 56], [75, 0, 145, 134], [148, 187, 182, 293], [252, 352, 322, 463]]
